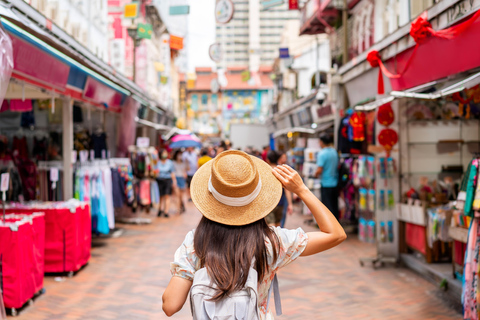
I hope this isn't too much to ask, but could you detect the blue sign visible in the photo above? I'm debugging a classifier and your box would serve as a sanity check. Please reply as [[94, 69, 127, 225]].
[[279, 48, 289, 59], [169, 5, 190, 15], [261, 0, 284, 10]]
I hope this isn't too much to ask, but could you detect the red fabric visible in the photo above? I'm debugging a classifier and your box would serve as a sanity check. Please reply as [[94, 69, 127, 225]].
[[0, 214, 45, 309], [349, 112, 366, 141], [6, 204, 91, 273], [454, 240, 466, 266], [370, 10, 480, 93], [405, 223, 426, 255]]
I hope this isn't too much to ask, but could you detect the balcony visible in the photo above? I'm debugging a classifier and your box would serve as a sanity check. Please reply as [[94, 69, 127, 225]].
[[299, 0, 338, 35], [299, 0, 361, 35]]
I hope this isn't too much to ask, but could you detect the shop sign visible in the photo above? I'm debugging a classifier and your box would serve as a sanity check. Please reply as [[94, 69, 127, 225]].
[[124, 2, 139, 19], [169, 5, 190, 15], [261, 0, 284, 11], [136, 137, 150, 148], [317, 104, 333, 118], [241, 70, 250, 82], [110, 39, 125, 75], [50, 168, 59, 182], [0, 173, 9, 192], [288, 0, 299, 10], [209, 43, 223, 62], [279, 48, 289, 59], [137, 23, 153, 39], [170, 35, 184, 50], [215, 0, 235, 24], [179, 82, 187, 109]]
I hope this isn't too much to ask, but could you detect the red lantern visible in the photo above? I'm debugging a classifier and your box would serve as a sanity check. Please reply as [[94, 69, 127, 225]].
[[378, 128, 398, 154], [377, 103, 395, 126]]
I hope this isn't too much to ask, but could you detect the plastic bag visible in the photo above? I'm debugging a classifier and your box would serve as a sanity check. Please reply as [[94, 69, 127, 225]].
[[0, 22, 13, 108]]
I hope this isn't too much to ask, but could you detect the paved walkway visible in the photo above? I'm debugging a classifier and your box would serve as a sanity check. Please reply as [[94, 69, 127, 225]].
[[16, 202, 461, 320]]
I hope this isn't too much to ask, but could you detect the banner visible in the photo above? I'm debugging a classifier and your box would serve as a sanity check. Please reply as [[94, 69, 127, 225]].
[[288, 0, 298, 10]]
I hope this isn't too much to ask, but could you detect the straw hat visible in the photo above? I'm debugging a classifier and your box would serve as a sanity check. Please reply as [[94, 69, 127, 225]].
[[191, 150, 282, 226]]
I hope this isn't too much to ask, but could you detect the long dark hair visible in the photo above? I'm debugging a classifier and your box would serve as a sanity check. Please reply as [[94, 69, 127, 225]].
[[193, 216, 280, 301]]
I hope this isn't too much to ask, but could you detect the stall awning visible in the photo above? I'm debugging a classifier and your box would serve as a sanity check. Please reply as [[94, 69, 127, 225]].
[[135, 117, 172, 131], [391, 70, 480, 99], [272, 127, 315, 138], [355, 96, 395, 111]]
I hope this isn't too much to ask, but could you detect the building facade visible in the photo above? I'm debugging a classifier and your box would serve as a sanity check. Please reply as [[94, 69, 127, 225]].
[[25, 0, 109, 61], [215, 0, 300, 69]]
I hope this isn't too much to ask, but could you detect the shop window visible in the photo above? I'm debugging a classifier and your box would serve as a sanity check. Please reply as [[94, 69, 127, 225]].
[[191, 94, 198, 111], [211, 94, 218, 111]]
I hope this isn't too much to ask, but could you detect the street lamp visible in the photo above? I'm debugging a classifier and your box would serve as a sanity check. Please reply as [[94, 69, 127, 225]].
[[127, 26, 142, 82]]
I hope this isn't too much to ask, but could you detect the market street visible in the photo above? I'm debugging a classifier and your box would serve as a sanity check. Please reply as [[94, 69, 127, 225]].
[[14, 204, 461, 320]]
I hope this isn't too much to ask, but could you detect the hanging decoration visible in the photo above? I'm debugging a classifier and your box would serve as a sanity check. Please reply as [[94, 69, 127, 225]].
[[376, 103, 394, 126], [377, 128, 398, 155], [367, 9, 480, 94]]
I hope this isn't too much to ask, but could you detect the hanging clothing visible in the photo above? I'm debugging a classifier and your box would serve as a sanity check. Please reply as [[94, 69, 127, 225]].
[[9, 99, 32, 112], [91, 133, 107, 159], [111, 168, 126, 208]]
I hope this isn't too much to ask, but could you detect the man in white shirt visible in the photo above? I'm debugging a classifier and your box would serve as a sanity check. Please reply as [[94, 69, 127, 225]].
[[182, 147, 198, 201]]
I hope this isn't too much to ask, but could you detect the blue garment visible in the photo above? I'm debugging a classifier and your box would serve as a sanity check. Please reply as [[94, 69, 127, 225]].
[[316, 147, 339, 188], [176, 177, 186, 189], [157, 160, 175, 179]]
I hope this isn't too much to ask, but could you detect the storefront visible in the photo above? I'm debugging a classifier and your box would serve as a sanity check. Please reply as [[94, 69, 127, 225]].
[[336, 4, 480, 309], [0, 3, 174, 312]]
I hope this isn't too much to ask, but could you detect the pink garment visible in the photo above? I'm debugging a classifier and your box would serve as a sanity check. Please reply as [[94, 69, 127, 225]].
[[0, 100, 8, 112], [83, 175, 90, 202], [9, 99, 32, 112], [139, 179, 151, 206]]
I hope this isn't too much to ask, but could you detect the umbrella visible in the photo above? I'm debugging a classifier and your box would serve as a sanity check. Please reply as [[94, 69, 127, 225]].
[[169, 134, 202, 149], [171, 134, 201, 143], [169, 140, 202, 149]]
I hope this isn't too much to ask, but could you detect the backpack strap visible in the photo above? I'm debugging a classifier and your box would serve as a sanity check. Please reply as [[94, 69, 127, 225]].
[[266, 274, 282, 316]]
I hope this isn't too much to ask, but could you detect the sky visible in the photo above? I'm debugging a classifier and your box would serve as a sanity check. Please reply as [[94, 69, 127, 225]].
[[187, 0, 216, 71], [155, 0, 216, 72]]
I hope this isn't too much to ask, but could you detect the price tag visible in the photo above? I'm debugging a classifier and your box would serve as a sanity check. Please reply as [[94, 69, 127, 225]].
[[50, 168, 59, 182], [0, 173, 9, 192], [80, 150, 89, 163], [72, 150, 77, 164], [136, 137, 150, 148], [101, 150, 106, 159], [90, 150, 95, 160]]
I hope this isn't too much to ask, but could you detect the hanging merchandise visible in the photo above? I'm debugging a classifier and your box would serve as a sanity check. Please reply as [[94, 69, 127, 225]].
[[377, 103, 395, 126]]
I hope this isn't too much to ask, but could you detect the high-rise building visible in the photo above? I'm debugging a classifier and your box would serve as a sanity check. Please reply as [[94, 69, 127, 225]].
[[215, 0, 299, 69]]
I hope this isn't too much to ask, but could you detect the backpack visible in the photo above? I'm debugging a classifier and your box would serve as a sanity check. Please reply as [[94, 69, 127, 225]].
[[190, 267, 282, 320], [337, 159, 350, 191]]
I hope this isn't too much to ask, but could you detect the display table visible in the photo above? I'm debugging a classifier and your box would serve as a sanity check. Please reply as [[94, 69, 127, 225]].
[[0, 213, 45, 310], [6, 201, 91, 273]]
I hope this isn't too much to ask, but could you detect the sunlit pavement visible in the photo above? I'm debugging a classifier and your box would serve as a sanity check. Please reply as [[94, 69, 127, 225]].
[[15, 203, 461, 320]]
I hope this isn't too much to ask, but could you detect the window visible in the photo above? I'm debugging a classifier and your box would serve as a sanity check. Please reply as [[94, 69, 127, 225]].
[[191, 95, 198, 111], [211, 94, 218, 111], [201, 94, 208, 106]]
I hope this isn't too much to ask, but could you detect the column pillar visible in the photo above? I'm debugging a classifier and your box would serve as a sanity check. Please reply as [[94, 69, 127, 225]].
[[62, 98, 73, 200]]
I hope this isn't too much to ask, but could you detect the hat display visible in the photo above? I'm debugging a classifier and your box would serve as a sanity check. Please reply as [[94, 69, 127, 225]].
[[191, 150, 283, 226]]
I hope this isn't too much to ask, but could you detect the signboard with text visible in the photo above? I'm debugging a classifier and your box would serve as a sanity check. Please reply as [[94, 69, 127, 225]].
[[215, 0, 235, 24], [170, 36, 184, 50], [124, 2, 139, 19], [288, 0, 299, 10]]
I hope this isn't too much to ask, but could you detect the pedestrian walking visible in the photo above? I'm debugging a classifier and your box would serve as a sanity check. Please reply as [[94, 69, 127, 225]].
[[172, 150, 187, 214], [156, 149, 177, 218], [182, 146, 198, 201], [315, 133, 340, 220], [197, 148, 212, 168], [265, 151, 292, 227], [162, 150, 346, 318]]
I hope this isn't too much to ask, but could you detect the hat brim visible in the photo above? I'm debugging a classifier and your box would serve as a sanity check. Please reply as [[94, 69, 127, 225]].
[[191, 155, 283, 226]]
